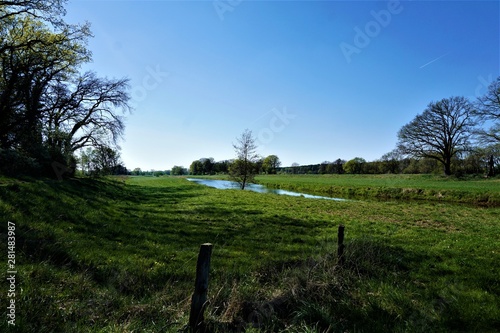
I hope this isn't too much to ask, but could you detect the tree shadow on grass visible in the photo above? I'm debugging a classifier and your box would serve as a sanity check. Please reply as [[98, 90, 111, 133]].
[[202, 238, 447, 333]]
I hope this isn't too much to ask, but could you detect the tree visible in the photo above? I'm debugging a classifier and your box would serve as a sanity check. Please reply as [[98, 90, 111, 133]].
[[475, 77, 500, 176], [318, 161, 330, 174], [397, 96, 476, 175], [229, 129, 259, 189], [0, 0, 67, 26], [332, 159, 345, 174], [213, 160, 230, 174], [0, 14, 91, 154], [0, 0, 130, 177], [79, 147, 93, 175], [91, 145, 121, 176], [200, 157, 215, 175], [45, 72, 130, 155], [379, 149, 402, 174], [171, 165, 187, 176], [189, 160, 203, 175], [344, 157, 366, 174], [475, 76, 500, 144], [262, 155, 281, 174]]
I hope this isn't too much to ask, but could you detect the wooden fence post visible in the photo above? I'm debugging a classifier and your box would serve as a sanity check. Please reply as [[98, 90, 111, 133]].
[[337, 225, 345, 265], [189, 243, 213, 332]]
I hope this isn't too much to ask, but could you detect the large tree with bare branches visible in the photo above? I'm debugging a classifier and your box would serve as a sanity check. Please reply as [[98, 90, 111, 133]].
[[397, 96, 477, 175], [475, 76, 500, 144]]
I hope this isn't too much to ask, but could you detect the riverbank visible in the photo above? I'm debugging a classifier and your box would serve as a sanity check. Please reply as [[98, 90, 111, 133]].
[[253, 174, 500, 206]]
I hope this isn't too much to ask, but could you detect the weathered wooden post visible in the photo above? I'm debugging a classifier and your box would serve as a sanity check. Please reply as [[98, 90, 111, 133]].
[[337, 225, 345, 265], [189, 243, 213, 332]]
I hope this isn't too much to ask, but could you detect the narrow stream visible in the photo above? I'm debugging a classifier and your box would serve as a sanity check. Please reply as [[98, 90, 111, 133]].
[[186, 178, 346, 201]]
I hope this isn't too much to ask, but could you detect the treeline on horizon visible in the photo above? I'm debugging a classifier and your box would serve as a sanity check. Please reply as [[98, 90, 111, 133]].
[[130, 152, 499, 177]]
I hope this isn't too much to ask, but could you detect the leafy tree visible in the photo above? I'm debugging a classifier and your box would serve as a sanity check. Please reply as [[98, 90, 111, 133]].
[[229, 129, 259, 189], [397, 96, 476, 175], [213, 160, 230, 174], [200, 157, 215, 175], [262, 155, 281, 174], [79, 147, 94, 175], [91, 146, 121, 176], [171, 166, 187, 176], [0, 15, 91, 155], [189, 160, 203, 175], [379, 149, 402, 174], [318, 161, 330, 174], [343, 157, 366, 174], [0, 0, 130, 177], [254, 157, 264, 174], [332, 159, 345, 174]]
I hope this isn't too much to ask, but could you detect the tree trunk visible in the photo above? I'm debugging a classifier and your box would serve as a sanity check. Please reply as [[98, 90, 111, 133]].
[[444, 159, 452, 176], [488, 155, 495, 177], [241, 175, 247, 190]]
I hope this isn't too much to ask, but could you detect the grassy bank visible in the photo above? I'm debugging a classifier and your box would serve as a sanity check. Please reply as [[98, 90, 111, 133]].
[[255, 174, 500, 206], [0, 175, 499, 332]]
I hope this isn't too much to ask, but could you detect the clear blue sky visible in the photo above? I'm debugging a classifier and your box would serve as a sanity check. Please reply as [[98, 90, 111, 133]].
[[64, 0, 500, 171]]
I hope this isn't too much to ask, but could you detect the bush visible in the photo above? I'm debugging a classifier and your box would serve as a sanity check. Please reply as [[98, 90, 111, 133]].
[[0, 148, 42, 177]]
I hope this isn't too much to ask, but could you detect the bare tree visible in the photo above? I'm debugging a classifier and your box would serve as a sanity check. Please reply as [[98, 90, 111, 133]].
[[229, 129, 259, 189], [397, 96, 476, 175], [1, 0, 68, 26], [44, 71, 130, 156], [475, 76, 500, 144]]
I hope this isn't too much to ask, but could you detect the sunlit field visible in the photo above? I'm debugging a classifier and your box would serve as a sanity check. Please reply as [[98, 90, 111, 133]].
[[1, 175, 499, 332]]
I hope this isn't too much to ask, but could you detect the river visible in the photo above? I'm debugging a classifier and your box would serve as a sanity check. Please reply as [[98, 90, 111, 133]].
[[186, 178, 346, 201]]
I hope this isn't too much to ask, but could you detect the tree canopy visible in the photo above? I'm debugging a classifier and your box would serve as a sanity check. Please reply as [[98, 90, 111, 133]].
[[0, 0, 130, 177], [397, 96, 476, 175]]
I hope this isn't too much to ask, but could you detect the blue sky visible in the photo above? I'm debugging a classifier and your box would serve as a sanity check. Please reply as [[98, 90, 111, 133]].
[[64, 0, 500, 170]]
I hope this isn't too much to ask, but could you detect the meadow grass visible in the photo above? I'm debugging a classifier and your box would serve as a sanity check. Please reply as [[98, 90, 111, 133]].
[[0, 175, 499, 332], [255, 174, 500, 206]]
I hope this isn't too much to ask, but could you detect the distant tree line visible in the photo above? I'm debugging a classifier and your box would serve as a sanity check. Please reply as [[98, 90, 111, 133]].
[[188, 155, 281, 176], [0, 0, 130, 178], [275, 152, 499, 176]]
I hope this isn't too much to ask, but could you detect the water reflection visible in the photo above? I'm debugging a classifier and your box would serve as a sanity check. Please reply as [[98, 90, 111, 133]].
[[186, 178, 346, 201]]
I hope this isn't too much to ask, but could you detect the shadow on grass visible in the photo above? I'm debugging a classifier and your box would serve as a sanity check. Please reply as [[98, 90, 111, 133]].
[[1, 177, 208, 290], [201, 238, 445, 333]]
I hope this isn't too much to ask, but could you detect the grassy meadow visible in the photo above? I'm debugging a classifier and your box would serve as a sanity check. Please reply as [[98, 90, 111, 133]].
[[0, 174, 499, 332], [255, 174, 500, 206]]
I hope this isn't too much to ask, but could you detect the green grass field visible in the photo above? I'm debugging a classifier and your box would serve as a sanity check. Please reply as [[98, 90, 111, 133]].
[[255, 174, 500, 206], [0, 175, 499, 332]]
